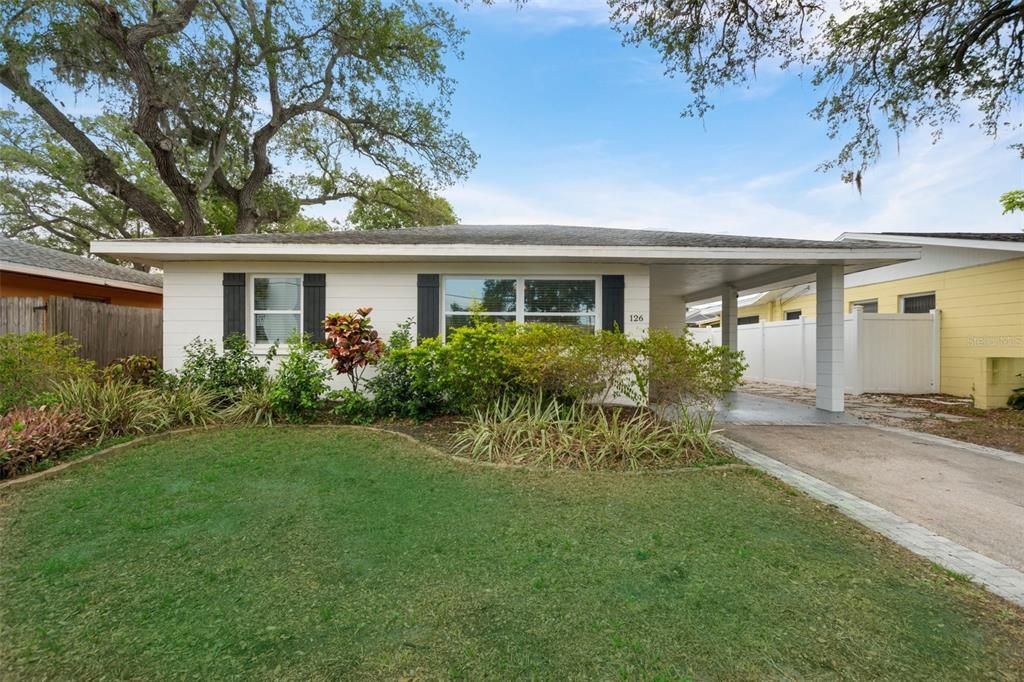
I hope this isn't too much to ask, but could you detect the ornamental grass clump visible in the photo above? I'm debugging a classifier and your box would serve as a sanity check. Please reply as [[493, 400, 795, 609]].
[[453, 394, 722, 471], [52, 378, 170, 442]]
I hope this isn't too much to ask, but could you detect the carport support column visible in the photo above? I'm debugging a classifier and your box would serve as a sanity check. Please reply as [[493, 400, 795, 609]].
[[815, 265, 845, 412], [720, 286, 738, 352]]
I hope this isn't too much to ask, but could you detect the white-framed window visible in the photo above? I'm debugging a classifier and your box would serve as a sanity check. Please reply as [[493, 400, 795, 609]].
[[442, 275, 600, 339], [784, 309, 801, 320], [900, 292, 936, 314], [850, 299, 878, 313], [250, 274, 302, 347], [737, 314, 760, 325]]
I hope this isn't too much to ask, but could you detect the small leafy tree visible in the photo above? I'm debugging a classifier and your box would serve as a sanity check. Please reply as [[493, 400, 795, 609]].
[[269, 333, 331, 423], [324, 307, 385, 392]]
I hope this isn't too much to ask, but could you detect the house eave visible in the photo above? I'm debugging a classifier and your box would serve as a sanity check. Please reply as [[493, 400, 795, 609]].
[[839, 232, 1024, 252], [90, 240, 921, 268]]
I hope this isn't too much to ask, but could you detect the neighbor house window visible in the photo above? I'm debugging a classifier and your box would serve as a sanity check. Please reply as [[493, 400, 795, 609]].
[[785, 310, 801, 320], [252, 275, 302, 345], [443, 276, 598, 338], [737, 315, 760, 325], [850, 299, 878, 313], [900, 292, 936, 314]]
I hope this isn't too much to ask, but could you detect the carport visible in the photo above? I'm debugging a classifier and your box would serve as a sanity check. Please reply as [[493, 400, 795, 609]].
[[643, 239, 920, 412]]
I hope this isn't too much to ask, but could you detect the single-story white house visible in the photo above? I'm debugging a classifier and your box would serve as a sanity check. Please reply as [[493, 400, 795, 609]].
[[91, 225, 920, 412]]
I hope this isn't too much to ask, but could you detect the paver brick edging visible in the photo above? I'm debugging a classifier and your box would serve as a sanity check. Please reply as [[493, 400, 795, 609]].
[[716, 434, 1024, 609]]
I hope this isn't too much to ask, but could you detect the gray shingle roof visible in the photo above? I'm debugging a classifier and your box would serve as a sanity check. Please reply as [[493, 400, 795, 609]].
[[881, 232, 1024, 243], [103, 224, 895, 250], [0, 237, 162, 288]]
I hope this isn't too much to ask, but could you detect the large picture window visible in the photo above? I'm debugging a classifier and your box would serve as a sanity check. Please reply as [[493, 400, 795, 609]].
[[443, 276, 599, 338], [252, 275, 302, 345]]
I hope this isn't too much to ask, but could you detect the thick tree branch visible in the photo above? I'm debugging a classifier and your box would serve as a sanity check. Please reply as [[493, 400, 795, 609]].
[[0, 62, 182, 236]]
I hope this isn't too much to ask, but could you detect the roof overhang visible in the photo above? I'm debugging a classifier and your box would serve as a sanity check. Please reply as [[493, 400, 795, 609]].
[[0, 260, 163, 295], [90, 239, 919, 301], [839, 232, 1024, 252], [92, 239, 918, 265]]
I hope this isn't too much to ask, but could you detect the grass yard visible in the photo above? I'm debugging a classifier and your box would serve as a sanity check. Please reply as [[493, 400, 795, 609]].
[[2, 428, 1022, 680]]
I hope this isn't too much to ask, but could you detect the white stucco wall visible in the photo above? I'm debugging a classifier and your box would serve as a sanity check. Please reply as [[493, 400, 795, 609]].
[[162, 260, 650, 385]]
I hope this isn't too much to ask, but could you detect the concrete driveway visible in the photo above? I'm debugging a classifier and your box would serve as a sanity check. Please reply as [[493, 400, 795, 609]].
[[718, 394, 1024, 572]]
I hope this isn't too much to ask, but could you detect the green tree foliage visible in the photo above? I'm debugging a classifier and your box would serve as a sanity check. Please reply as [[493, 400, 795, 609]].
[[0, 0, 476, 242], [346, 175, 458, 230], [609, 0, 1024, 185], [999, 190, 1024, 215]]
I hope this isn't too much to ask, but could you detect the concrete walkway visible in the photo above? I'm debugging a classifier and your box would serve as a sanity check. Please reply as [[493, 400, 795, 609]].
[[713, 393, 1024, 607]]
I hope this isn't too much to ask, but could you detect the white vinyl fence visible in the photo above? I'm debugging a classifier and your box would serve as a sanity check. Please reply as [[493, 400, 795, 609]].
[[690, 309, 940, 394]]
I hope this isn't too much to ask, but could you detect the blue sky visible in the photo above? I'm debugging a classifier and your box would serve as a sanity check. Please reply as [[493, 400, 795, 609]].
[[335, 0, 1022, 239]]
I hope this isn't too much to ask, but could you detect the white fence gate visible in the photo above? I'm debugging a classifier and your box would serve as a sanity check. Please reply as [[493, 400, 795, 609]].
[[690, 309, 940, 394]]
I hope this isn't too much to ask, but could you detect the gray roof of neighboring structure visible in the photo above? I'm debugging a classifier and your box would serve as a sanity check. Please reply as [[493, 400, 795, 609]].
[[103, 224, 896, 250], [881, 232, 1024, 243], [0, 237, 162, 288]]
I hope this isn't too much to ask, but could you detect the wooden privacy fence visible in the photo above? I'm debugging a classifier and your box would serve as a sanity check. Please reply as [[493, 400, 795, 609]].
[[0, 296, 162, 367]]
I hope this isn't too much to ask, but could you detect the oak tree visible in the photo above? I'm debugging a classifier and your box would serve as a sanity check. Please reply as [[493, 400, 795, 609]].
[[0, 0, 476, 240]]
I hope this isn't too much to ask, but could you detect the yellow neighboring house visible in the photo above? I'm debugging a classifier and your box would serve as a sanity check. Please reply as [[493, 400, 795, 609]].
[[688, 232, 1023, 408]]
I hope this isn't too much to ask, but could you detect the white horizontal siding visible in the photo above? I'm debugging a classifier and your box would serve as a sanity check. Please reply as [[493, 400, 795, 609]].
[[160, 260, 651, 375]]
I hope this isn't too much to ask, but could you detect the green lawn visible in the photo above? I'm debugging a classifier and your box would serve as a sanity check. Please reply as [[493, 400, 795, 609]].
[[2, 428, 1022, 680]]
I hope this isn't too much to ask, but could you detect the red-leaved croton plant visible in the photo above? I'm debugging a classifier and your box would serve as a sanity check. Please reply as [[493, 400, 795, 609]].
[[323, 307, 385, 392]]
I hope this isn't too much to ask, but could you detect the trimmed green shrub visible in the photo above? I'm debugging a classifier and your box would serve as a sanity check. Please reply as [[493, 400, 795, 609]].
[[329, 389, 376, 425], [0, 405, 90, 479], [0, 333, 94, 413], [366, 326, 453, 420], [634, 329, 746, 407], [178, 335, 270, 403], [453, 394, 722, 471], [269, 334, 331, 423], [368, 322, 745, 419], [502, 323, 639, 404], [52, 378, 170, 442]]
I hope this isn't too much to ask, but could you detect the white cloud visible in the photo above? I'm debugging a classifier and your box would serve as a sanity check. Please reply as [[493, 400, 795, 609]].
[[437, 124, 1024, 239]]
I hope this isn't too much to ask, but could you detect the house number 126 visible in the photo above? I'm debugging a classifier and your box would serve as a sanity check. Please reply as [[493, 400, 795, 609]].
[[629, 313, 644, 322]]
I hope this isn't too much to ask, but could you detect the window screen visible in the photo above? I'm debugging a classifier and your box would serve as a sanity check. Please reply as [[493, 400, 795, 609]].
[[850, 300, 878, 313], [785, 310, 801, 320], [902, 293, 936, 313], [737, 315, 760, 325], [253, 275, 301, 344]]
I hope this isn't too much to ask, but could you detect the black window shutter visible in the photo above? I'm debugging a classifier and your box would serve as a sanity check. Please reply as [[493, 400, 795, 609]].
[[602, 275, 625, 333], [302, 273, 327, 341], [417, 274, 440, 340], [223, 273, 246, 340]]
